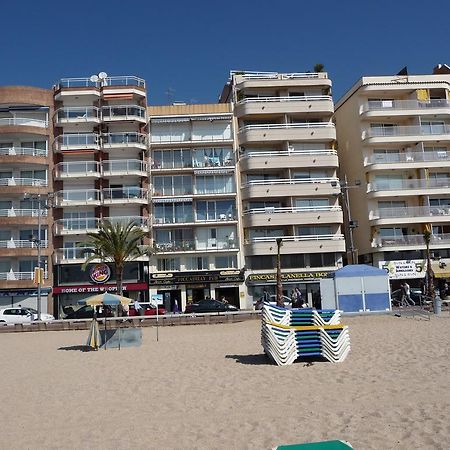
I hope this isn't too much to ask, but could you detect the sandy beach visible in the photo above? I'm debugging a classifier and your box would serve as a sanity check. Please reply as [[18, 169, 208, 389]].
[[1, 314, 449, 450]]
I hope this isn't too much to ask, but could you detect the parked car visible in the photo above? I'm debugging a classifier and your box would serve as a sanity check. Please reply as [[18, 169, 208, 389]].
[[0, 307, 55, 325], [391, 288, 422, 306], [185, 299, 239, 314], [254, 295, 292, 310], [63, 305, 114, 320], [129, 303, 166, 316]]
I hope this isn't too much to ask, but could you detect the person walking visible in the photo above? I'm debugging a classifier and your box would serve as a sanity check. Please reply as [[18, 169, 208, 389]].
[[134, 299, 143, 316], [401, 281, 412, 305]]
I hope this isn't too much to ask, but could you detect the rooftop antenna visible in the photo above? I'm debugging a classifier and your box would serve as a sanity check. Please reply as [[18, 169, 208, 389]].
[[166, 87, 175, 104]]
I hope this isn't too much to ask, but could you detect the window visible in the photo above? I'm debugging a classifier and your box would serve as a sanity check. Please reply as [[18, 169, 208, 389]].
[[192, 147, 233, 167], [295, 198, 329, 208], [21, 141, 47, 150], [379, 228, 406, 238], [214, 255, 237, 269], [195, 175, 235, 194], [186, 257, 209, 271], [19, 260, 38, 272], [246, 255, 275, 270], [153, 176, 193, 196], [20, 170, 47, 180], [421, 121, 445, 134], [155, 229, 194, 251], [297, 226, 332, 236], [372, 149, 400, 162], [0, 200, 12, 210], [196, 200, 235, 221], [154, 202, 194, 224], [293, 170, 327, 179], [309, 253, 337, 267], [19, 228, 47, 241], [249, 228, 284, 239], [280, 254, 305, 269], [157, 258, 180, 271]]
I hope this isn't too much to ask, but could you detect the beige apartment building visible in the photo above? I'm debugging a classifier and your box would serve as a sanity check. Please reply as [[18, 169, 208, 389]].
[[335, 65, 450, 287], [221, 71, 345, 308], [147, 103, 244, 311]]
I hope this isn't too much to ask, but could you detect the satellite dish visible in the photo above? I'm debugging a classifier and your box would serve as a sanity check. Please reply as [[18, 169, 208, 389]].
[[90, 75, 99, 83], [98, 72, 108, 80]]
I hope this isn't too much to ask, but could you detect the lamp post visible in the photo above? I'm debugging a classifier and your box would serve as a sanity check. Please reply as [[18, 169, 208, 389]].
[[276, 238, 283, 307], [332, 176, 360, 265]]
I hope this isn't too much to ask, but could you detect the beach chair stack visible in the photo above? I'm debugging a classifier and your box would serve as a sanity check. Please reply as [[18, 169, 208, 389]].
[[261, 303, 350, 366]]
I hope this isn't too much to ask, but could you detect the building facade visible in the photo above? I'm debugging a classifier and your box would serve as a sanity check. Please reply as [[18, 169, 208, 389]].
[[335, 66, 450, 289], [0, 86, 54, 312], [221, 71, 345, 308]]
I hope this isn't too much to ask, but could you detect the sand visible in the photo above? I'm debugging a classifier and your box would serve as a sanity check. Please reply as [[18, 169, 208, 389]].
[[1, 314, 449, 450]]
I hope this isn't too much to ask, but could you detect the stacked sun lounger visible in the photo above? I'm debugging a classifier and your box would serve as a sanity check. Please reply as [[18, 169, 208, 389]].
[[261, 303, 350, 366]]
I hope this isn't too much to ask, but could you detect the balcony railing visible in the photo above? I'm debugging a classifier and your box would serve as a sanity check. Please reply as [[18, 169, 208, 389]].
[[239, 122, 335, 133], [55, 189, 101, 205], [56, 247, 95, 261], [237, 95, 332, 105], [363, 124, 450, 139], [373, 233, 450, 248], [0, 240, 48, 248], [0, 117, 48, 128], [102, 132, 147, 146], [0, 178, 47, 187], [54, 216, 149, 233], [0, 147, 47, 157], [232, 71, 326, 80], [57, 76, 145, 89], [150, 133, 232, 144], [242, 177, 339, 188], [371, 206, 450, 220], [365, 150, 450, 165], [106, 216, 149, 228], [101, 105, 146, 120], [54, 133, 100, 150], [241, 149, 336, 159], [0, 209, 47, 217], [54, 161, 101, 177], [102, 187, 147, 201], [361, 99, 450, 113], [55, 107, 100, 122], [154, 239, 237, 252], [0, 271, 48, 281], [368, 178, 450, 192], [244, 206, 342, 215], [102, 159, 147, 175], [245, 234, 344, 244]]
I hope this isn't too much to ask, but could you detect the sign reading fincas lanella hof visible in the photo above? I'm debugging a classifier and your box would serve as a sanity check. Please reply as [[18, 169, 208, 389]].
[[89, 263, 111, 284]]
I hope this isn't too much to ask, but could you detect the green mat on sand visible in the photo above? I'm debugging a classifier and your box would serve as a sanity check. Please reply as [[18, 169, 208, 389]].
[[275, 440, 353, 449]]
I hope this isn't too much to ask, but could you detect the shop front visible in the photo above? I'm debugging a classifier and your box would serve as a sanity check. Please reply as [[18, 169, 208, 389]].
[[53, 262, 148, 318], [149, 269, 245, 311], [0, 288, 51, 312], [246, 271, 332, 309]]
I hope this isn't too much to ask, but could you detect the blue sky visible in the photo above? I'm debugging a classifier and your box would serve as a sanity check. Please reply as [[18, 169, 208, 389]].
[[2, 0, 450, 104]]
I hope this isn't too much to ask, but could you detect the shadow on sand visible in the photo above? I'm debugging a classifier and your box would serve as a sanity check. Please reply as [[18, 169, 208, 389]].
[[57, 345, 95, 352], [225, 353, 271, 365]]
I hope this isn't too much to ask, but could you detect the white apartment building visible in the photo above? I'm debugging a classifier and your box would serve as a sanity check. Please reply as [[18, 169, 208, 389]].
[[52, 75, 150, 317], [147, 103, 244, 310], [335, 65, 450, 288], [221, 71, 345, 308], [0, 86, 53, 312]]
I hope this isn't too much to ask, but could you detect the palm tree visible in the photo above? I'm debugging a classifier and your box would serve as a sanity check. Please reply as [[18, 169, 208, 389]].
[[314, 63, 325, 73], [423, 228, 435, 306], [82, 221, 146, 295]]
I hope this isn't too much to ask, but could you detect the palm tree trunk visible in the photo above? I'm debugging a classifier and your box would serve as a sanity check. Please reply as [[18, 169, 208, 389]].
[[116, 264, 124, 296]]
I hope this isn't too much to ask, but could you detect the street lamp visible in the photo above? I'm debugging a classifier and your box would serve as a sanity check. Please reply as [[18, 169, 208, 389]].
[[331, 176, 360, 265], [276, 237, 283, 307]]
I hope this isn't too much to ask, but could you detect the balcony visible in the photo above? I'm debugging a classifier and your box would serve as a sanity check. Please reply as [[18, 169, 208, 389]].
[[244, 234, 345, 256], [54, 161, 101, 179], [102, 187, 147, 204], [154, 239, 238, 254], [360, 99, 450, 118], [235, 96, 334, 118], [153, 214, 237, 226], [0, 271, 48, 281], [0, 117, 48, 128], [102, 159, 147, 177], [54, 189, 101, 207], [102, 132, 147, 150], [362, 124, 450, 144], [364, 149, 450, 169], [54, 133, 100, 152], [0, 239, 49, 257], [370, 206, 450, 225], [106, 215, 149, 231], [53, 247, 95, 264], [372, 233, 450, 250], [0, 147, 48, 163], [243, 206, 343, 227], [0, 209, 48, 226], [150, 132, 232, 146], [367, 178, 450, 197], [0, 208, 47, 218], [102, 105, 146, 123], [54, 216, 149, 235], [240, 149, 338, 171], [55, 107, 100, 125], [233, 71, 331, 90], [241, 177, 340, 199], [238, 122, 336, 144]]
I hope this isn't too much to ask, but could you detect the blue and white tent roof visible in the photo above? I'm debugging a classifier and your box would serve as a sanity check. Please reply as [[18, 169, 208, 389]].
[[333, 264, 387, 278]]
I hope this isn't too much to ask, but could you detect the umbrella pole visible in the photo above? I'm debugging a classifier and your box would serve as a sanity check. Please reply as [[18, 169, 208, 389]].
[[118, 319, 121, 351], [104, 315, 107, 351], [156, 302, 159, 342]]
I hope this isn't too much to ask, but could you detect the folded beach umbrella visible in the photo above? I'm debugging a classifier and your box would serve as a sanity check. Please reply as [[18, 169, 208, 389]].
[[78, 292, 132, 306], [86, 318, 101, 350]]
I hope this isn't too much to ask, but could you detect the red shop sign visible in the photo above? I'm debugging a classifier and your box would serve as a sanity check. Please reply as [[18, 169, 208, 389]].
[[53, 282, 148, 295]]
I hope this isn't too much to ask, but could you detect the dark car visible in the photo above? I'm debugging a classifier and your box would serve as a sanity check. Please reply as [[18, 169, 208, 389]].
[[185, 299, 238, 314], [63, 305, 114, 320]]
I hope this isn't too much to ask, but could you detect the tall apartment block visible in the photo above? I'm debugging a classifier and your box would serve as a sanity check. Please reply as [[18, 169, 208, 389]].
[[335, 65, 450, 286], [51, 75, 149, 317], [147, 104, 243, 310], [221, 71, 345, 308], [0, 87, 54, 313]]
